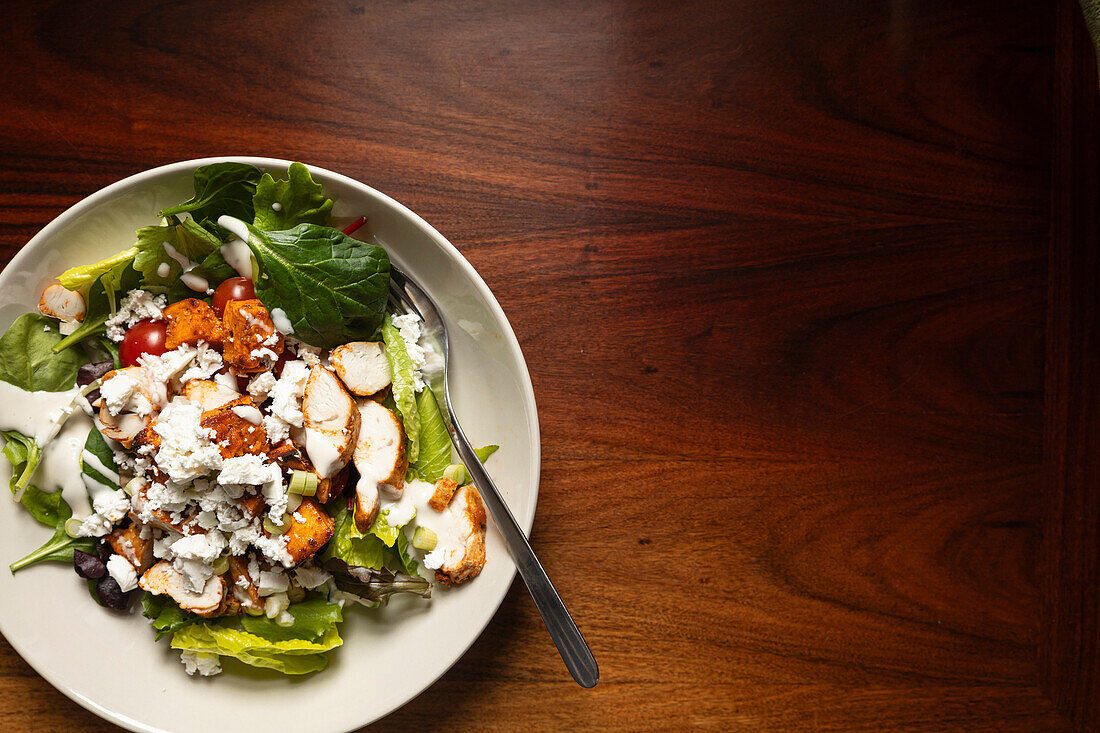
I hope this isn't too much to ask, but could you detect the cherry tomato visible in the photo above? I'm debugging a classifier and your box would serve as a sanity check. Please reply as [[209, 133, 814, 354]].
[[120, 319, 168, 367], [212, 277, 256, 318]]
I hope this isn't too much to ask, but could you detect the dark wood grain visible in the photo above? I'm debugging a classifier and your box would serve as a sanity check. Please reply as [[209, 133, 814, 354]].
[[0, 0, 1093, 730]]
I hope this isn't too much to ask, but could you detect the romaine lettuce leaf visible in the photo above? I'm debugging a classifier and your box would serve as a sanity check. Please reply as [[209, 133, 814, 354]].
[[382, 314, 420, 463], [142, 593, 201, 641], [240, 595, 342, 642], [253, 162, 334, 230], [170, 623, 340, 675], [413, 387, 450, 482], [323, 504, 388, 569], [56, 248, 137, 292]]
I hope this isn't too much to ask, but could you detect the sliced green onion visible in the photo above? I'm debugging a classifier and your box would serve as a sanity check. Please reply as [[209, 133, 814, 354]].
[[443, 463, 468, 485], [263, 516, 288, 536], [288, 470, 318, 497], [412, 526, 437, 551], [64, 518, 84, 538], [286, 493, 303, 514], [123, 477, 145, 498], [211, 555, 230, 576]]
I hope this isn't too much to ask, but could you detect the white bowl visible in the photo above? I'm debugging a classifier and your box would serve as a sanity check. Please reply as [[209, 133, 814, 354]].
[[0, 157, 539, 732]]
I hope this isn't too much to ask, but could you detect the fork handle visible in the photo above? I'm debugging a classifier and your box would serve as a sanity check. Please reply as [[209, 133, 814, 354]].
[[446, 417, 600, 688]]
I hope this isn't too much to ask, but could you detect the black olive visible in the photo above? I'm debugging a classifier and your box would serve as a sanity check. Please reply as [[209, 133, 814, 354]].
[[77, 360, 115, 386], [73, 549, 106, 579], [95, 575, 130, 610]]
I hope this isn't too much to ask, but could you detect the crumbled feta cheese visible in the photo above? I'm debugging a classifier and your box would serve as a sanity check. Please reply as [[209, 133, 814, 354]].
[[180, 650, 222, 677], [219, 455, 277, 485], [105, 290, 167, 341], [106, 554, 139, 592], [179, 343, 224, 383], [247, 371, 277, 400], [391, 313, 427, 391], [292, 511, 305, 524], [289, 339, 322, 366], [275, 609, 295, 627], [249, 347, 279, 367], [152, 402, 222, 482], [263, 414, 291, 443], [93, 490, 130, 523], [294, 565, 332, 590], [268, 360, 310, 428], [100, 372, 144, 416], [257, 569, 289, 596]]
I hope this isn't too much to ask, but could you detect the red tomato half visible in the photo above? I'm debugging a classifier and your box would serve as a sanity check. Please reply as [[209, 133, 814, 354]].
[[120, 319, 168, 367], [212, 277, 256, 318]]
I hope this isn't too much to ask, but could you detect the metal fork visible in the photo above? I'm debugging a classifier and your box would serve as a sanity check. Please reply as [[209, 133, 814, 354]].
[[388, 265, 599, 689]]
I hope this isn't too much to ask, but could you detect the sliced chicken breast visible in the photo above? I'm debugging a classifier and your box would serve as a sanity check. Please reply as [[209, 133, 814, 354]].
[[302, 366, 360, 478], [430, 485, 488, 586], [352, 399, 407, 532], [38, 284, 86, 323], [181, 379, 240, 412], [139, 561, 226, 617], [331, 341, 391, 396]]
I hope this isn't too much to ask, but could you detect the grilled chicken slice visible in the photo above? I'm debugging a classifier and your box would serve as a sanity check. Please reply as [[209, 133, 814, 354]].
[[96, 411, 149, 448], [139, 561, 226, 617], [431, 485, 488, 587], [302, 366, 360, 478], [38, 284, 86, 323], [227, 556, 263, 612], [164, 298, 227, 349], [331, 341, 391, 397], [105, 524, 154, 574], [95, 367, 168, 447], [352, 399, 407, 532], [181, 379, 240, 412]]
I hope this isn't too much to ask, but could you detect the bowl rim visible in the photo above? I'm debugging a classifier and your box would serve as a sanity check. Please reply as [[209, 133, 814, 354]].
[[0, 156, 540, 732]]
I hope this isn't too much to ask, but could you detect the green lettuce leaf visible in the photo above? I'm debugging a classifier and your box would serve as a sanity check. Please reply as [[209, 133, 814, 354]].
[[0, 315, 82, 391], [322, 504, 388, 569], [9, 486, 95, 572], [170, 623, 340, 675], [142, 593, 201, 642], [2, 430, 41, 496], [413, 387, 450, 481], [81, 428, 119, 492], [133, 218, 222, 287], [382, 314, 420, 464], [475, 444, 499, 462], [253, 162, 334, 230], [235, 221, 390, 348], [56, 248, 137, 292], [158, 162, 263, 239], [393, 531, 419, 576], [240, 595, 343, 642], [52, 262, 142, 354]]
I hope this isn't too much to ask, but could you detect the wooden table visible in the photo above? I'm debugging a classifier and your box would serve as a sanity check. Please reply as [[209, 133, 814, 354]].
[[1, 0, 1099, 730]]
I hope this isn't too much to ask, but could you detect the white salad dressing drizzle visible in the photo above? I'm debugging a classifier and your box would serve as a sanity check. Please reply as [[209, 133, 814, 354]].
[[304, 428, 343, 479], [0, 382, 85, 444], [157, 262, 171, 278], [377, 478, 471, 570], [217, 216, 255, 279], [180, 272, 210, 293], [163, 242, 213, 294], [270, 308, 294, 335], [37, 412, 94, 516]]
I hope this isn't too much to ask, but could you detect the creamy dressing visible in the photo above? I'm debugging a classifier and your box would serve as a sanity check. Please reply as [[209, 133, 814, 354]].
[[270, 308, 294, 335], [162, 241, 192, 270], [231, 404, 263, 425], [379, 478, 469, 570], [303, 427, 344, 478], [157, 262, 171, 278], [37, 411, 94, 516], [180, 272, 210, 293], [217, 217, 256, 279], [0, 382, 85, 444], [80, 447, 120, 487]]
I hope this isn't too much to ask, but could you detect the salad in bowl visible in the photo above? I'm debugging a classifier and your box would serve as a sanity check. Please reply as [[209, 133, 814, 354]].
[[0, 162, 494, 677]]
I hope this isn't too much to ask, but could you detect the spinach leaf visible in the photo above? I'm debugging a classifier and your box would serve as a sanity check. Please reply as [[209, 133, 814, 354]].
[[253, 162, 334, 231], [412, 387, 450, 481], [232, 220, 389, 348], [382, 315, 420, 463], [2, 430, 40, 496], [142, 593, 201, 641], [52, 263, 141, 354], [81, 428, 119, 491], [9, 487, 96, 572], [158, 162, 262, 239], [0, 314, 82, 391]]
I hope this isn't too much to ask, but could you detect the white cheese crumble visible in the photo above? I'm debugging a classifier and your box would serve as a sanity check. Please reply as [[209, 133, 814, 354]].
[[76, 490, 131, 537], [391, 313, 427, 391], [268, 360, 310, 428], [180, 650, 222, 677], [294, 564, 332, 590], [247, 371, 277, 400], [152, 402, 223, 483], [106, 554, 139, 592], [105, 290, 167, 341]]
